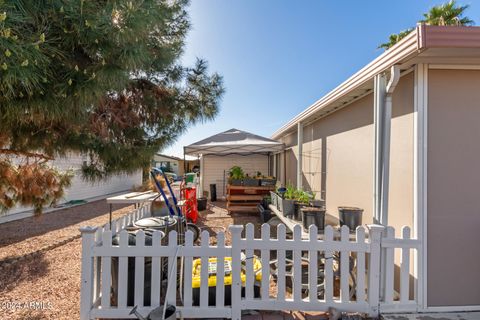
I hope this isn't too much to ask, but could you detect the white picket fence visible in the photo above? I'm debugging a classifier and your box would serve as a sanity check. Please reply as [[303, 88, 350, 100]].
[[80, 209, 420, 319]]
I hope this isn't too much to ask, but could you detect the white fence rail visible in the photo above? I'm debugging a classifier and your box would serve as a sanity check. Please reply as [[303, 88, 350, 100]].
[[80, 215, 419, 319]]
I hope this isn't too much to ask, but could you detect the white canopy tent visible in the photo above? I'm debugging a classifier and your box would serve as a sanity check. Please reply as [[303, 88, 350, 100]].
[[184, 128, 284, 156], [184, 128, 284, 198]]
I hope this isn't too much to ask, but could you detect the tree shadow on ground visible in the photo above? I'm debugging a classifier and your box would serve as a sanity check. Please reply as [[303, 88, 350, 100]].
[[0, 252, 50, 293], [0, 200, 132, 247]]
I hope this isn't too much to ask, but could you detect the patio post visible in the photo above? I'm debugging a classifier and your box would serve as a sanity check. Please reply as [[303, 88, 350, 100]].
[[297, 122, 303, 190]]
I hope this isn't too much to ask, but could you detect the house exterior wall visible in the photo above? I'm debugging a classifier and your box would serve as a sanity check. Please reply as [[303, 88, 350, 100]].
[[277, 93, 376, 223], [152, 154, 180, 175], [202, 154, 269, 198], [427, 69, 480, 307]]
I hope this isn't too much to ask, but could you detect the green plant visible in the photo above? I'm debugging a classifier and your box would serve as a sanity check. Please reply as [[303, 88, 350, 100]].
[[284, 184, 297, 200], [296, 191, 311, 205], [229, 166, 245, 180]]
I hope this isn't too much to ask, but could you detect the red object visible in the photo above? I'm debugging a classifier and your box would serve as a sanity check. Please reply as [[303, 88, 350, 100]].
[[181, 185, 198, 223]]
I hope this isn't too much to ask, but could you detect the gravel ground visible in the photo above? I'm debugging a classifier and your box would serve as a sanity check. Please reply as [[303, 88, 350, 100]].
[[0, 201, 134, 262]]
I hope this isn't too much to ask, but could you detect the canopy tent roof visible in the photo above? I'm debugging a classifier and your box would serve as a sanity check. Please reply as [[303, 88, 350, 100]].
[[184, 128, 284, 156]]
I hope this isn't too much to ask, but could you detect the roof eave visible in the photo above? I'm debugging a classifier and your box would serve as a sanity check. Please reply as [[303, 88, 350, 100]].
[[271, 25, 424, 140]]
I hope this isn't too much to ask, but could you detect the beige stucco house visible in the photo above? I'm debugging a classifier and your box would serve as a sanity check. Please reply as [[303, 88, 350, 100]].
[[270, 25, 480, 312]]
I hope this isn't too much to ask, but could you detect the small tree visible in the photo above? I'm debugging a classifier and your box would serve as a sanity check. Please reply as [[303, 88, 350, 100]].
[[0, 0, 224, 214], [379, 0, 474, 50]]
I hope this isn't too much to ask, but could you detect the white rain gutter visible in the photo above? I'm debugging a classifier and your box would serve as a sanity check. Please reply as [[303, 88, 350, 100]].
[[379, 65, 400, 226]]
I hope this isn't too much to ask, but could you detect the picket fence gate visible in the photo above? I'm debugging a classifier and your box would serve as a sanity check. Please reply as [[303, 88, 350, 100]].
[[80, 204, 420, 319]]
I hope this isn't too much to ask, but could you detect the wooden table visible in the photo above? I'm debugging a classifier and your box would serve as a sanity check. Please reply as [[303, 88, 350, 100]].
[[227, 184, 275, 213]]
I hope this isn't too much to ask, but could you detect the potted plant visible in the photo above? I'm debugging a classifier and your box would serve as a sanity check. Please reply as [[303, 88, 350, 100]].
[[308, 191, 325, 207], [294, 190, 310, 221], [260, 174, 276, 187], [229, 166, 244, 186], [275, 187, 286, 211], [261, 195, 271, 210], [244, 173, 260, 187], [281, 184, 296, 217]]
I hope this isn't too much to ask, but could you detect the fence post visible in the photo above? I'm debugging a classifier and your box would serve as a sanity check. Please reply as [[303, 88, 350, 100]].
[[229, 225, 243, 320], [367, 224, 384, 318], [79, 226, 98, 320]]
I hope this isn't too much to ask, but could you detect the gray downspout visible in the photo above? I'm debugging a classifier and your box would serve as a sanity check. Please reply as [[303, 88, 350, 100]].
[[380, 65, 400, 226], [374, 74, 387, 225]]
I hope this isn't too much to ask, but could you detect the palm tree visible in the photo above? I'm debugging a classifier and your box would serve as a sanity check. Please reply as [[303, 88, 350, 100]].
[[379, 0, 474, 50], [421, 0, 474, 26], [378, 28, 415, 50]]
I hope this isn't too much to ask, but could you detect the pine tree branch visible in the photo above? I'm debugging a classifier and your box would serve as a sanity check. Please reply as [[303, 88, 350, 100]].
[[0, 149, 53, 161]]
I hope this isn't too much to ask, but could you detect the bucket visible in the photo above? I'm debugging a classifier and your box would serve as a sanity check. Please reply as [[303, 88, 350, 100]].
[[185, 173, 196, 183], [134, 217, 177, 237], [210, 184, 217, 201], [197, 197, 207, 211], [301, 207, 326, 231], [191, 256, 261, 306], [258, 204, 272, 223], [338, 206, 363, 231]]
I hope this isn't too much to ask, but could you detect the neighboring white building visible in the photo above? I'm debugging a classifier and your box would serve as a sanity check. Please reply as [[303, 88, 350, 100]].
[[0, 153, 142, 224], [152, 153, 182, 175]]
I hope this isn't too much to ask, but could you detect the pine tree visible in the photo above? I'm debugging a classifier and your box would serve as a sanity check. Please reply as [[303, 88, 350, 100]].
[[0, 0, 224, 214]]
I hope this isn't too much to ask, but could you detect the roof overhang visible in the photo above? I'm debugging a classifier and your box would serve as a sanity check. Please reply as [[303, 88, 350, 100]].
[[271, 25, 480, 139]]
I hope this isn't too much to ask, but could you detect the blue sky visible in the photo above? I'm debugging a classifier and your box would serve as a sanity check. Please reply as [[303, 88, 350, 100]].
[[164, 0, 479, 157]]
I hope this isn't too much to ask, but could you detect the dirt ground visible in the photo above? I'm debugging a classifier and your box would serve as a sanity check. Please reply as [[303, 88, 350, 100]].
[[0, 200, 262, 320]]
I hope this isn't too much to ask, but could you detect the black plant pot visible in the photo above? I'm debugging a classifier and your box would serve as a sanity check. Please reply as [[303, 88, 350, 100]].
[[197, 197, 207, 211], [258, 204, 272, 223], [338, 206, 363, 231], [294, 202, 307, 221], [243, 178, 260, 187], [301, 206, 326, 231]]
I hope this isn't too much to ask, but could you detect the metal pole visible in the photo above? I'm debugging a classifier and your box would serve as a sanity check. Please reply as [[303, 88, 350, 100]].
[[183, 147, 187, 175], [297, 122, 303, 190], [109, 203, 113, 229]]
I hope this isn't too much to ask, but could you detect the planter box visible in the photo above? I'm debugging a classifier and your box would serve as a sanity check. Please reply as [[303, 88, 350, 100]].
[[260, 178, 276, 186], [270, 191, 277, 208], [230, 179, 243, 186], [282, 199, 295, 217], [243, 178, 259, 187]]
